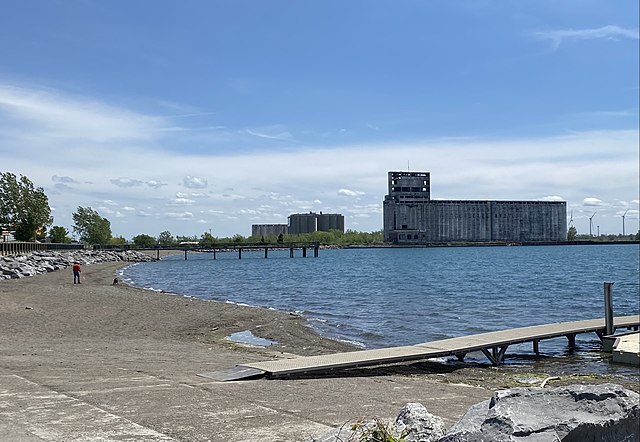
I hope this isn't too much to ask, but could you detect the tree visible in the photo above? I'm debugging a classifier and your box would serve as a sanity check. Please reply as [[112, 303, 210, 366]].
[[567, 226, 577, 241], [0, 172, 53, 241], [200, 232, 217, 246], [132, 234, 156, 248], [109, 236, 127, 245], [176, 235, 198, 243], [158, 230, 175, 245], [49, 226, 71, 243], [72, 206, 112, 245], [231, 234, 244, 243]]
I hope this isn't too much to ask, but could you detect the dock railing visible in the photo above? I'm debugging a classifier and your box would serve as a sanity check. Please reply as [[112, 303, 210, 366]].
[[0, 241, 85, 256]]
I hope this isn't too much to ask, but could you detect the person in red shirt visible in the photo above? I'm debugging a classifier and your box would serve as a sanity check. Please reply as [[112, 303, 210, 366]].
[[72, 262, 81, 284]]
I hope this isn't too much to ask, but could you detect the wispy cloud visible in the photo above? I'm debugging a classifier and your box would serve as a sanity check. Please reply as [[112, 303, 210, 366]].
[[52, 175, 78, 184], [338, 188, 366, 197], [534, 25, 640, 50], [0, 85, 163, 142], [244, 125, 293, 140]]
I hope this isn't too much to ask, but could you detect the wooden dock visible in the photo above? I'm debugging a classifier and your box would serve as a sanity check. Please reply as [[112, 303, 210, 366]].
[[202, 315, 640, 381]]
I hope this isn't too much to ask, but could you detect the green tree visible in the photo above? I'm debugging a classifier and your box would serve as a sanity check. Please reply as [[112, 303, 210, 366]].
[[567, 226, 577, 241], [0, 172, 53, 241], [72, 206, 112, 245], [49, 225, 71, 243], [109, 236, 127, 245], [158, 230, 175, 245], [132, 234, 156, 248], [231, 234, 244, 243], [199, 232, 217, 246]]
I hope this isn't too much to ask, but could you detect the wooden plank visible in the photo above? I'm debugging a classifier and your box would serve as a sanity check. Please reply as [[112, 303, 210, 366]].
[[238, 315, 640, 377]]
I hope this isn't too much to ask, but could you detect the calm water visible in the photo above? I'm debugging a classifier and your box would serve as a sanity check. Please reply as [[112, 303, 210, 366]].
[[121, 244, 640, 375]]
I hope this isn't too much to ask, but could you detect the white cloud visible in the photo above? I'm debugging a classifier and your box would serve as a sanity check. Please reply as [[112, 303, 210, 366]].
[[535, 25, 640, 50], [171, 198, 196, 205], [146, 180, 167, 189], [166, 211, 194, 220], [111, 177, 144, 188], [542, 195, 564, 202], [583, 197, 604, 207], [338, 188, 366, 197], [183, 175, 208, 189]]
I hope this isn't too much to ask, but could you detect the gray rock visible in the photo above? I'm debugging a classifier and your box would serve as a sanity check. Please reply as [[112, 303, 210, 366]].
[[0, 249, 154, 281], [396, 402, 446, 442], [313, 403, 447, 442], [439, 383, 640, 442]]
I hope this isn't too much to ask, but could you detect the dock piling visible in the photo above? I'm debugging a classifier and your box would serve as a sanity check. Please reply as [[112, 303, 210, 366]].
[[604, 282, 614, 336]]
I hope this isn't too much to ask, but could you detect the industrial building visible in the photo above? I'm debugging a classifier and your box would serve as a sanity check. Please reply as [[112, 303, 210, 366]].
[[288, 212, 345, 235], [251, 224, 288, 238], [383, 171, 567, 244]]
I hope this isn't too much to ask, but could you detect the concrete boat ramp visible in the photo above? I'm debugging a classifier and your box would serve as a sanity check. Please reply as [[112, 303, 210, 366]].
[[201, 315, 640, 381]]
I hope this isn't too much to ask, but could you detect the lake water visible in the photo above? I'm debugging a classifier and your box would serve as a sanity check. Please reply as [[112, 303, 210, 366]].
[[121, 244, 640, 376]]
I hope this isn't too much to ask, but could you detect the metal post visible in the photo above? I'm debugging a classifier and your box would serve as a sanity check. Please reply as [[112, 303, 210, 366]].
[[184, 250, 187, 260], [604, 282, 614, 336]]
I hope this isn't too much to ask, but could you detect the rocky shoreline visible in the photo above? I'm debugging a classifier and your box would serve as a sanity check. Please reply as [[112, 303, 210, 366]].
[[0, 249, 154, 280]]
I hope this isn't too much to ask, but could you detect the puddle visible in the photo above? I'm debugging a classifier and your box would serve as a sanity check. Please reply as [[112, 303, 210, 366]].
[[225, 330, 277, 347]]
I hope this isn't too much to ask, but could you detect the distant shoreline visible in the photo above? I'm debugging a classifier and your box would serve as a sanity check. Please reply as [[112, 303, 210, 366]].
[[343, 239, 639, 249]]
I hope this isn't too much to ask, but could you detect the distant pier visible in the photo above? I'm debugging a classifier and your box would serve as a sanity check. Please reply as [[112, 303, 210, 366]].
[[137, 242, 322, 260]]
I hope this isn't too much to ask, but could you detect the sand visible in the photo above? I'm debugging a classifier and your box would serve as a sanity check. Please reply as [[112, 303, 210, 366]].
[[0, 260, 634, 442]]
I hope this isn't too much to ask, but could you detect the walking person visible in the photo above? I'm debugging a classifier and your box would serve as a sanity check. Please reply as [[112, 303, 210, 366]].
[[72, 262, 81, 284]]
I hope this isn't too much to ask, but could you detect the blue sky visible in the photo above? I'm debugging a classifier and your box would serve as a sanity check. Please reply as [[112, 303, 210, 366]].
[[1, 0, 638, 238]]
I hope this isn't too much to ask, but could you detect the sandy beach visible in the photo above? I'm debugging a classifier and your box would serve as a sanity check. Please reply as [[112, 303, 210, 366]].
[[0, 259, 636, 441]]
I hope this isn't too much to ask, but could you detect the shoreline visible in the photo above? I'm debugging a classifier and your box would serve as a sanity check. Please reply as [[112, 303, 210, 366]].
[[1, 259, 638, 441]]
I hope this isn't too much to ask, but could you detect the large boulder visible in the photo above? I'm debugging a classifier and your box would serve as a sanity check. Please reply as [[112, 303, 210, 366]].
[[396, 402, 446, 441], [440, 383, 639, 441], [312, 403, 446, 442]]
